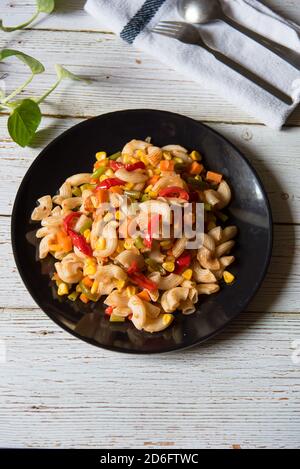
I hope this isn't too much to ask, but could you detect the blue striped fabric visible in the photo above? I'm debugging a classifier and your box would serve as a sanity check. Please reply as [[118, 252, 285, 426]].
[[120, 0, 167, 44]]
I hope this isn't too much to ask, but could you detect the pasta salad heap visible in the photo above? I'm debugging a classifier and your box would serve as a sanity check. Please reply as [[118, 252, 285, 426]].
[[31, 139, 237, 333]]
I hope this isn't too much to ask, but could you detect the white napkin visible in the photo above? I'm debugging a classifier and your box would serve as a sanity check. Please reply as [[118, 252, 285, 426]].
[[85, 0, 300, 129]]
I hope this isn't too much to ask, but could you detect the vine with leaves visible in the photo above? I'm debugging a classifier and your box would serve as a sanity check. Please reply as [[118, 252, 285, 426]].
[[0, 1, 89, 147]]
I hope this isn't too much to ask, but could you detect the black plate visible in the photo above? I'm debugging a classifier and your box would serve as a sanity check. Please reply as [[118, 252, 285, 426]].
[[11, 109, 273, 354]]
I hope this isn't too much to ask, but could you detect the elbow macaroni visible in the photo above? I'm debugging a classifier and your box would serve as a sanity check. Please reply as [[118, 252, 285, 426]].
[[30, 139, 238, 333]]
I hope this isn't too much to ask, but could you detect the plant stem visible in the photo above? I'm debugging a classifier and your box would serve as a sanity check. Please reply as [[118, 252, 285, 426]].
[[1, 10, 39, 32], [35, 78, 62, 104], [0, 103, 12, 111], [1, 74, 34, 104]]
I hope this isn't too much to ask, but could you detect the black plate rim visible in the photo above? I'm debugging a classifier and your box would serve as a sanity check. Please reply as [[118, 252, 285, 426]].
[[11, 109, 273, 354]]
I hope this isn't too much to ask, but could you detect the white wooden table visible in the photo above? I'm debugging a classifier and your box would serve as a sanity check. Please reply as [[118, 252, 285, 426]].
[[0, 0, 300, 449]]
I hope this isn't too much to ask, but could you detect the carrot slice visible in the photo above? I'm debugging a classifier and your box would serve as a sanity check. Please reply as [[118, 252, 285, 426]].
[[109, 186, 123, 194], [82, 277, 93, 288], [190, 162, 204, 175], [56, 230, 73, 252], [206, 171, 223, 184], [148, 175, 160, 186], [80, 293, 90, 304], [137, 290, 151, 302], [96, 188, 108, 204], [160, 160, 175, 172], [94, 160, 107, 169]]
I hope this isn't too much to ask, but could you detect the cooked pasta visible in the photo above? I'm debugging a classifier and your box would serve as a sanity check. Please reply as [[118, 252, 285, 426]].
[[31, 139, 238, 333], [31, 196, 52, 221]]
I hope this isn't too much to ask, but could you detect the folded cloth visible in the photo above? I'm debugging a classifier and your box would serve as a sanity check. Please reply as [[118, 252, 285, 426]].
[[85, 0, 300, 129]]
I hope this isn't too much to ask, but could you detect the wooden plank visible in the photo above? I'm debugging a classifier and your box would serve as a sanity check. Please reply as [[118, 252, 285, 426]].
[[0, 309, 299, 448], [1, 29, 300, 126], [1, 0, 300, 32], [0, 116, 299, 222], [1, 214, 299, 312], [1, 1, 299, 451]]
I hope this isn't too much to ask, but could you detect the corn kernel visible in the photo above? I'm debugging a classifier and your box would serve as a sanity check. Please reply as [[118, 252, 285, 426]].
[[124, 239, 134, 250], [96, 237, 106, 251], [154, 168, 161, 175], [145, 184, 153, 194], [123, 154, 131, 164], [129, 157, 138, 164], [163, 151, 172, 160], [182, 269, 193, 280], [110, 313, 125, 323], [58, 282, 69, 296], [136, 150, 146, 159], [126, 286, 137, 298], [162, 314, 174, 326], [91, 280, 99, 295], [149, 191, 158, 199], [174, 157, 183, 164], [96, 151, 107, 161], [83, 229, 91, 242], [103, 212, 113, 223], [105, 168, 114, 177], [162, 261, 175, 273], [190, 150, 201, 161], [160, 240, 172, 249], [84, 264, 97, 276], [99, 174, 107, 182], [115, 210, 123, 221], [116, 279, 126, 291], [86, 258, 95, 266], [125, 182, 134, 190], [195, 175, 202, 181], [223, 271, 235, 284], [140, 155, 149, 166]]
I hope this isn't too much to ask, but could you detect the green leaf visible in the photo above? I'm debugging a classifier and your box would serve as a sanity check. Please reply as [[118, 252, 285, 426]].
[[8, 99, 42, 147], [55, 64, 88, 82], [0, 49, 44, 75], [37, 0, 55, 14]]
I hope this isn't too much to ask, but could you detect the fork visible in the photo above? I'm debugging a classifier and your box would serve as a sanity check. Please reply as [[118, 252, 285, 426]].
[[151, 21, 293, 106]]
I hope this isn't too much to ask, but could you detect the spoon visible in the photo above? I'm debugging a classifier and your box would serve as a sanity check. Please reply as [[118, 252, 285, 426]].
[[177, 0, 300, 71]]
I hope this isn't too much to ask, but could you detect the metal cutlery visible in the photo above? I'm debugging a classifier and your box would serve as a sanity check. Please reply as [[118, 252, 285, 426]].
[[177, 0, 300, 71], [152, 21, 293, 105]]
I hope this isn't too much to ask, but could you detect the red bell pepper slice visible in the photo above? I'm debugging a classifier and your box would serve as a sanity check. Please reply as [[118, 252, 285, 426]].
[[144, 214, 161, 249], [63, 211, 82, 233], [105, 306, 114, 316], [127, 261, 139, 275], [129, 272, 158, 292], [63, 212, 93, 256], [109, 161, 124, 171], [174, 252, 192, 274], [124, 161, 146, 172], [96, 178, 125, 190], [158, 186, 190, 201], [68, 229, 93, 257]]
